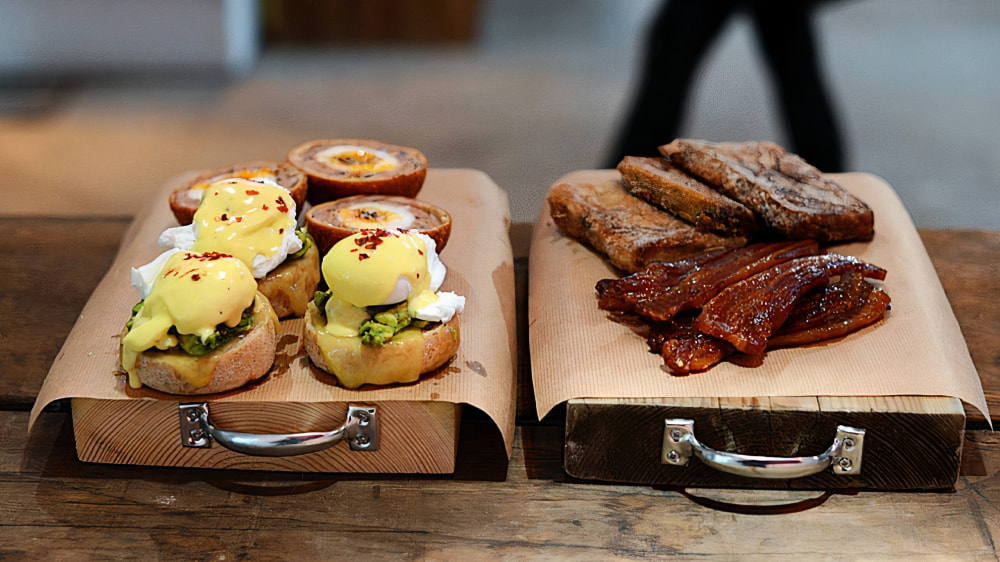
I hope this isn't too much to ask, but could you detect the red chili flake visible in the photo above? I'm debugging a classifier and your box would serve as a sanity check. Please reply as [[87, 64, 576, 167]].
[[262, 204, 269, 211], [246, 189, 260, 195], [276, 196, 289, 213], [219, 213, 229, 221], [191, 273, 202, 281], [178, 267, 201, 279], [359, 253, 370, 260], [350, 248, 359, 253], [354, 229, 391, 251], [236, 216, 243, 223], [418, 249, 424, 256], [278, 228, 285, 234]]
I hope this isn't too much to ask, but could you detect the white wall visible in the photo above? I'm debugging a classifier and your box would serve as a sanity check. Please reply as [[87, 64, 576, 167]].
[[0, 0, 260, 76]]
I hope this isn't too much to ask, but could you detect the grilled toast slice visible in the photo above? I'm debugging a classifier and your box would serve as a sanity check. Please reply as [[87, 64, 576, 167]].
[[617, 156, 758, 238], [660, 139, 874, 242], [547, 178, 747, 274]]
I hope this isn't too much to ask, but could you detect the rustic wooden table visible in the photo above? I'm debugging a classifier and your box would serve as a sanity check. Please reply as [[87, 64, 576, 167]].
[[3, 218, 999, 559]]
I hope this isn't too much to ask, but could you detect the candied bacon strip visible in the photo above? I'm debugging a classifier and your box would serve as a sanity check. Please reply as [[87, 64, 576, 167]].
[[647, 273, 889, 374], [596, 248, 729, 313], [769, 271, 891, 348], [635, 240, 818, 321], [647, 313, 694, 353], [649, 320, 736, 376], [661, 335, 735, 375], [695, 253, 887, 355]]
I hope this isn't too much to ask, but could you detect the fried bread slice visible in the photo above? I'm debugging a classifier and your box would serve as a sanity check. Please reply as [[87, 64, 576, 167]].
[[547, 178, 747, 274], [617, 156, 758, 238], [660, 139, 874, 242]]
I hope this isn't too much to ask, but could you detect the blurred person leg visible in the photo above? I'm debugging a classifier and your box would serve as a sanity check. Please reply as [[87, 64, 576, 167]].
[[749, 0, 845, 172], [605, 0, 741, 168]]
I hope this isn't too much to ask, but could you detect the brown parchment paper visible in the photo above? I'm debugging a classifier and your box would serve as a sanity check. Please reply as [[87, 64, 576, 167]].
[[30, 168, 518, 457], [529, 170, 990, 422]]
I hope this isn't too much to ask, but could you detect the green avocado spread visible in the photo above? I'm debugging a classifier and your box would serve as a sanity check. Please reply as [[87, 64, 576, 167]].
[[126, 300, 255, 356]]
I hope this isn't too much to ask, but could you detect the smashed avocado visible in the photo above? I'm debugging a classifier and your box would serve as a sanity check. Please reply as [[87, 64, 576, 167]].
[[287, 229, 312, 260], [359, 303, 430, 346], [360, 303, 411, 346], [313, 290, 331, 312], [126, 301, 255, 356], [311, 293, 430, 346]]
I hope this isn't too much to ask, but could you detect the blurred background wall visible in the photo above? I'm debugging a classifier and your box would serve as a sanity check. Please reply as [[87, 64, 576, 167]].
[[0, 0, 260, 76], [0, 0, 997, 230]]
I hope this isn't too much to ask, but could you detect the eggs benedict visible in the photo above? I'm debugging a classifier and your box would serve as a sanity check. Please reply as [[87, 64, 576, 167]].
[[303, 228, 465, 389], [120, 249, 279, 395], [159, 177, 321, 318]]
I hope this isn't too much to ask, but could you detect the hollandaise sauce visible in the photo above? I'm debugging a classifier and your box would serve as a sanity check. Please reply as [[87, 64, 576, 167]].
[[120, 251, 260, 389], [322, 229, 439, 313], [124, 296, 276, 391], [190, 179, 297, 268], [187, 168, 278, 200]]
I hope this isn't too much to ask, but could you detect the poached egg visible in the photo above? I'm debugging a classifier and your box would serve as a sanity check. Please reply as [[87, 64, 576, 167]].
[[158, 178, 302, 278], [317, 228, 465, 338], [121, 250, 259, 387]]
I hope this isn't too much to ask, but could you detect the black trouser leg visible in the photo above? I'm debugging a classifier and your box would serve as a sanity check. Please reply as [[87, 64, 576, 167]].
[[605, 0, 739, 167], [749, 0, 845, 172]]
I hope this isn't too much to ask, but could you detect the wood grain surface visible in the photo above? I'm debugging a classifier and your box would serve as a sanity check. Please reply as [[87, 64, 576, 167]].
[[72, 398, 460, 473], [3, 218, 1000, 559], [922, 229, 1000, 425], [5, 410, 1000, 559], [0, 217, 130, 408], [565, 396, 966, 490]]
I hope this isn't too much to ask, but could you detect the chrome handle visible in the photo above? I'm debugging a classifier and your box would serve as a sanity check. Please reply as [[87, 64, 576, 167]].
[[179, 403, 378, 457], [662, 419, 864, 479]]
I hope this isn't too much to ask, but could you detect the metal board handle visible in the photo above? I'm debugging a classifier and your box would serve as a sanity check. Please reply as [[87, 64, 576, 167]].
[[179, 403, 378, 457], [662, 419, 864, 479]]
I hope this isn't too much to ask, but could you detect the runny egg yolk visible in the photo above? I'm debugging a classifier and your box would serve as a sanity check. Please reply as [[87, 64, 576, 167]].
[[337, 203, 415, 230], [315, 145, 400, 177], [190, 178, 296, 268], [319, 230, 439, 336], [120, 251, 258, 385]]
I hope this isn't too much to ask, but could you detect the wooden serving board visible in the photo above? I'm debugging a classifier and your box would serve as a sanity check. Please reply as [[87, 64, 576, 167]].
[[564, 396, 964, 490], [31, 169, 520, 472], [72, 398, 461, 473], [529, 171, 986, 490]]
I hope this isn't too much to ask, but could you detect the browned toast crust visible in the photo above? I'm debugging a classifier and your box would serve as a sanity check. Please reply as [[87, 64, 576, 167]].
[[660, 139, 874, 242], [617, 156, 758, 238], [303, 305, 461, 387], [547, 178, 747, 273], [256, 238, 321, 319]]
